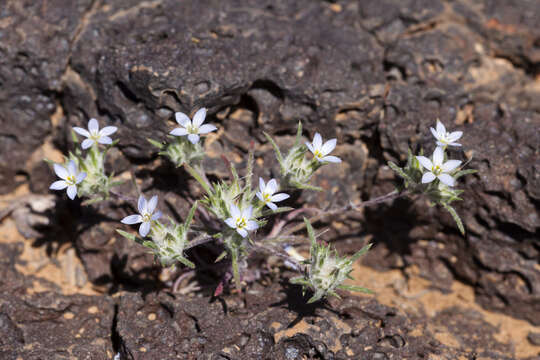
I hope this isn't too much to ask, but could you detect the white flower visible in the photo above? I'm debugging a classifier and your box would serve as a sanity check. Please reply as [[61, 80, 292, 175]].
[[170, 108, 217, 144], [306, 132, 341, 163], [256, 178, 289, 210], [224, 204, 258, 238], [121, 195, 162, 237], [430, 119, 463, 147], [49, 160, 87, 200], [73, 118, 118, 150], [416, 147, 462, 187]]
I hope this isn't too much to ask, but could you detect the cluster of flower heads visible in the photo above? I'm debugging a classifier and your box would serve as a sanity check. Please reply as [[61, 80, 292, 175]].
[[48, 107, 473, 303], [417, 120, 463, 187]]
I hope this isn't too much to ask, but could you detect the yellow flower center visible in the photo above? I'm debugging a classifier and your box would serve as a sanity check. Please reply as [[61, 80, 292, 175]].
[[432, 165, 442, 175], [313, 150, 322, 159], [187, 124, 198, 134], [263, 193, 271, 202], [66, 175, 76, 185], [142, 213, 152, 223], [236, 217, 246, 229]]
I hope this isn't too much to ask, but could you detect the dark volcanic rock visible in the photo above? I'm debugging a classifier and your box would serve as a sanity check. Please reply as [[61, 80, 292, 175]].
[[0, 242, 115, 359], [0, 0, 95, 194]]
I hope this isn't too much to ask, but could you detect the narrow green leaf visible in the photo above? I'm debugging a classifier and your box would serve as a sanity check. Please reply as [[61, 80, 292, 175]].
[[289, 276, 309, 286], [388, 161, 413, 183], [177, 256, 196, 269], [441, 202, 465, 235], [293, 121, 303, 147], [184, 201, 198, 229], [454, 169, 477, 179], [337, 284, 374, 294], [116, 229, 137, 242], [142, 240, 158, 250], [184, 163, 212, 195], [147, 138, 164, 149], [214, 250, 227, 263], [350, 243, 373, 262], [263, 132, 284, 167], [304, 217, 316, 248], [260, 206, 294, 217]]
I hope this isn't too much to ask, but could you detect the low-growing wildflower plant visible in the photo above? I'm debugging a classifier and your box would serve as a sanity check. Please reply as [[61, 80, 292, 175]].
[[48, 108, 476, 303], [388, 119, 476, 234]]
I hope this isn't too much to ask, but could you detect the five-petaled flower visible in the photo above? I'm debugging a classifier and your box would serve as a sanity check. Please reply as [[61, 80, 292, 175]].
[[256, 178, 290, 210], [170, 108, 217, 144], [416, 147, 462, 187], [225, 204, 258, 238], [73, 118, 118, 150], [49, 160, 87, 200], [430, 119, 462, 147], [306, 133, 341, 163], [121, 195, 162, 237]]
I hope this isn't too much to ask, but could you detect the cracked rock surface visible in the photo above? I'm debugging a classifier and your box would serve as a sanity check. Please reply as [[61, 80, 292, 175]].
[[0, 0, 539, 358]]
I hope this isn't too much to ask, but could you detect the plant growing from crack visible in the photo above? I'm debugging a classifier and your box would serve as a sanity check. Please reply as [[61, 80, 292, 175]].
[[48, 110, 476, 303]]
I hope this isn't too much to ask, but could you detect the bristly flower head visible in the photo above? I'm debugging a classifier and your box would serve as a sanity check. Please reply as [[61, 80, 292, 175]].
[[50, 160, 87, 200], [225, 204, 258, 238], [256, 178, 290, 210], [121, 195, 162, 237], [430, 119, 462, 147], [306, 133, 341, 163], [170, 108, 217, 144], [73, 118, 118, 150], [416, 147, 462, 187]]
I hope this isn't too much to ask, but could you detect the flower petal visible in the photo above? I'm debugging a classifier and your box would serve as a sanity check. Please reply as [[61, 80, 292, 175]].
[[447, 131, 463, 142], [175, 112, 191, 127], [67, 160, 77, 176], [121, 214, 143, 224], [147, 195, 158, 214], [152, 211, 162, 221], [430, 127, 440, 140], [67, 185, 77, 200], [170, 127, 188, 136], [321, 155, 341, 163], [436, 120, 445, 135], [305, 142, 314, 153], [187, 134, 200, 144], [245, 220, 259, 231], [259, 177, 265, 193], [50, 180, 68, 190], [256, 192, 264, 202], [88, 118, 99, 133], [138, 195, 147, 214], [197, 124, 216, 134], [192, 108, 207, 127], [225, 218, 236, 229], [449, 142, 461, 147], [267, 202, 278, 211], [139, 222, 151, 237], [229, 204, 240, 219], [313, 133, 322, 150], [433, 147, 444, 166], [76, 172, 87, 184], [99, 126, 118, 136], [54, 163, 68, 179], [442, 160, 462, 173], [438, 174, 455, 187], [242, 205, 253, 219], [81, 138, 95, 149], [421, 172, 436, 183], [97, 136, 113, 145], [267, 179, 278, 194], [73, 127, 90, 137], [321, 138, 337, 155], [271, 193, 289, 202], [236, 228, 248, 238]]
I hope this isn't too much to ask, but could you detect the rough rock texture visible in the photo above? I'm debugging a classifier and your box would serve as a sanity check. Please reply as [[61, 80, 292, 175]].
[[114, 283, 523, 360], [0, 243, 115, 359], [0, 0, 539, 357]]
